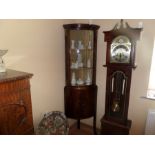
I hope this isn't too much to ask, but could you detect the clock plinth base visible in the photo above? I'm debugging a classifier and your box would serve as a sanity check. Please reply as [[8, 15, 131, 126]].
[[100, 116, 132, 135]]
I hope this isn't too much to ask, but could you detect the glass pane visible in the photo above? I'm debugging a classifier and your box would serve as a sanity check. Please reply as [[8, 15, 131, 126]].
[[110, 35, 131, 63], [70, 30, 93, 86], [70, 68, 93, 86]]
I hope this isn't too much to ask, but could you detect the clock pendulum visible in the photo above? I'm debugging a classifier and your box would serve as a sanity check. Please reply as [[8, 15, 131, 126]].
[[100, 20, 143, 135]]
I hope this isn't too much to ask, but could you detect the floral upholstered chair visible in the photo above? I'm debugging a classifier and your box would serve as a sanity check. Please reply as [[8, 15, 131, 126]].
[[36, 111, 69, 135]]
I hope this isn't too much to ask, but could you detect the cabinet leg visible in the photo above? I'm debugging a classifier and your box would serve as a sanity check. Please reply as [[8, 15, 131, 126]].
[[93, 116, 97, 134], [77, 119, 80, 129]]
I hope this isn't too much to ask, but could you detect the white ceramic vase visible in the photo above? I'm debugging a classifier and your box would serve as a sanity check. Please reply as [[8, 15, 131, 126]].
[[71, 72, 76, 86]]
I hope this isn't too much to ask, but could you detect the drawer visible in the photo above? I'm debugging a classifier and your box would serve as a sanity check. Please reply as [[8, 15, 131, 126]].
[[0, 78, 30, 94]]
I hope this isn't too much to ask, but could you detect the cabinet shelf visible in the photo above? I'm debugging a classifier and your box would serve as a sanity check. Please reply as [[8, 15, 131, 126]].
[[70, 67, 93, 70], [70, 82, 93, 87], [70, 48, 93, 51]]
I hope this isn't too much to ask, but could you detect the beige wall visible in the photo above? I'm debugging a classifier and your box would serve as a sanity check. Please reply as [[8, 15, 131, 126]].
[[0, 19, 155, 134]]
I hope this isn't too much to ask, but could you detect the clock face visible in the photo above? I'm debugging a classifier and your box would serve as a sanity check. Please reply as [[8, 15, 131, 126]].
[[110, 35, 131, 63]]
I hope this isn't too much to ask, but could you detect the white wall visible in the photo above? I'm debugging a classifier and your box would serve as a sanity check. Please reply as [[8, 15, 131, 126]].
[[0, 19, 155, 134]]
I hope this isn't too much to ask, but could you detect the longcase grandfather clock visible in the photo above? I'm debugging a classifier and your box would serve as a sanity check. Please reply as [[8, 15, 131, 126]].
[[63, 24, 100, 134], [101, 20, 142, 134]]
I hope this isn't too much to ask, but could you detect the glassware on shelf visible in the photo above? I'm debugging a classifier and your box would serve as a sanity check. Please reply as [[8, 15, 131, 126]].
[[71, 40, 75, 49], [85, 71, 92, 85], [71, 62, 78, 69], [77, 78, 84, 85], [78, 40, 84, 50], [87, 58, 91, 68], [77, 49, 83, 67], [88, 41, 92, 49], [71, 72, 76, 86]]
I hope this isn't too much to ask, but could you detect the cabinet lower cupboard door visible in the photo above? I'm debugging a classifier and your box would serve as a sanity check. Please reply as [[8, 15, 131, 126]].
[[65, 85, 97, 119], [0, 69, 34, 135]]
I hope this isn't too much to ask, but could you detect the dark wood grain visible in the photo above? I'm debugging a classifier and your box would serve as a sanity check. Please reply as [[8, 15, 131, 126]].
[[64, 85, 97, 119], [101, 116, 131, 135]]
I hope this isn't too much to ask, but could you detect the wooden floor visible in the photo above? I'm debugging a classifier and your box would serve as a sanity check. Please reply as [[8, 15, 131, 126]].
[[69, 122, 100, 135]]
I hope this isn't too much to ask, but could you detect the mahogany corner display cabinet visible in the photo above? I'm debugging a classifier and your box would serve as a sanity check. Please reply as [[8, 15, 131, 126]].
[[63, 24, 100, 134], [0, 69, 34, 135], [100, 20, 143, 135]]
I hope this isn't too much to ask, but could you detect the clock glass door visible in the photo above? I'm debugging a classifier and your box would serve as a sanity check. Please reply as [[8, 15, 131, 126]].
[[69, 30, 94, 86], [110, 35, 131, 63]]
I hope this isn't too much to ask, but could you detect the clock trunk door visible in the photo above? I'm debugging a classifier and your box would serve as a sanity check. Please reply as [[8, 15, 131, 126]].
[[105, 67, 132, 124]]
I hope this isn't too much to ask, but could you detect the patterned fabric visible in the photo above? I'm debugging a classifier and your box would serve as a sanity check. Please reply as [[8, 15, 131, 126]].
[[36, 111, 69, 135]]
